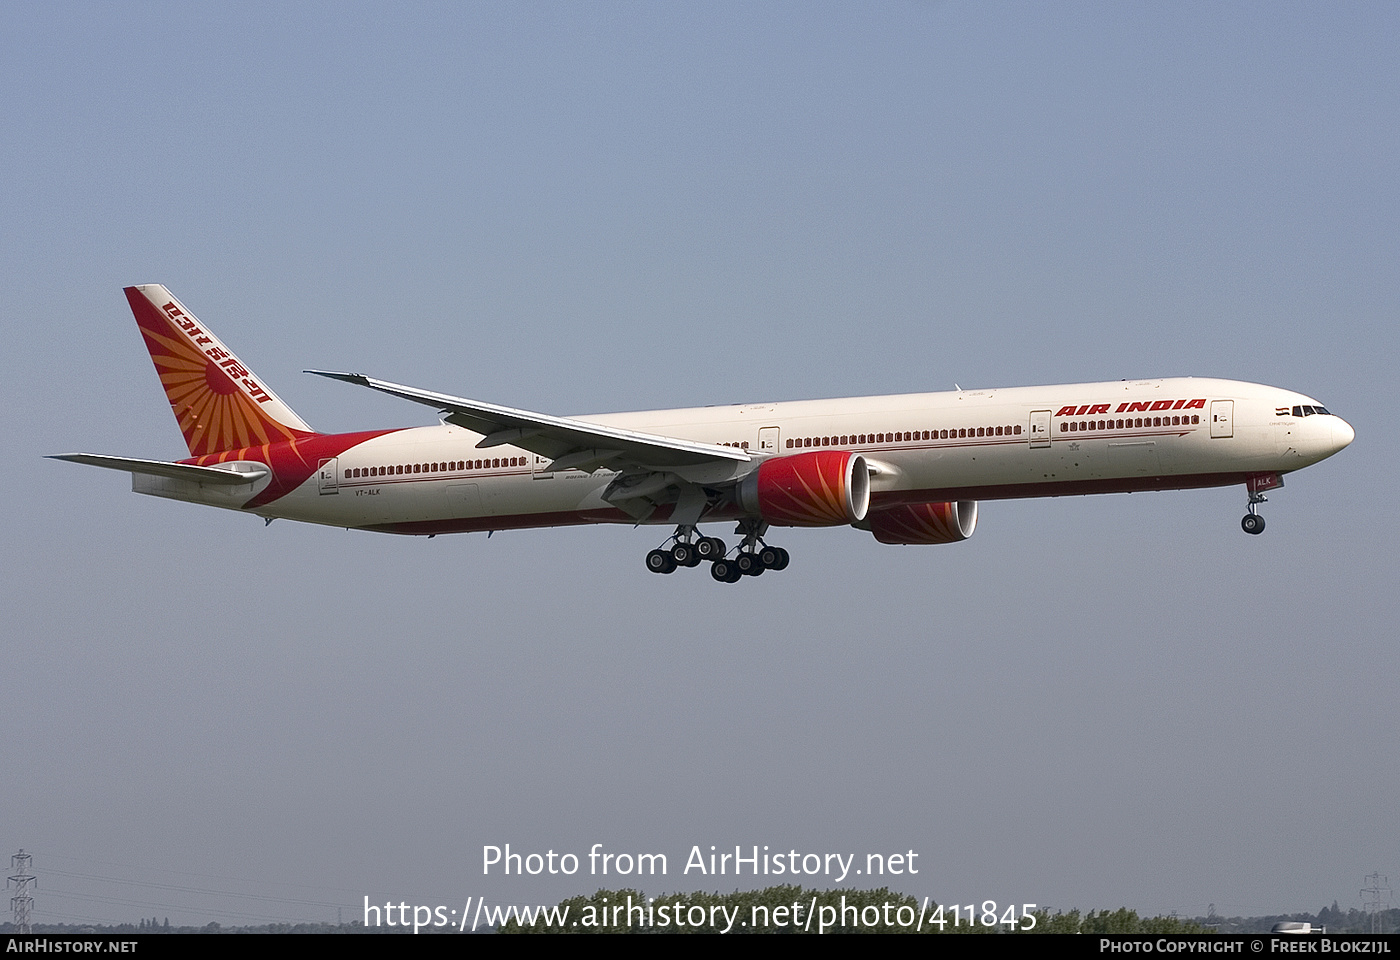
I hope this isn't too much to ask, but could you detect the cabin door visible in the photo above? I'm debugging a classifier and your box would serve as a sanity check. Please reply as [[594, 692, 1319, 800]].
[[1029, 410, 1052, 449], [1210, 400, 1234, 438], [317, 458, 339, 495]]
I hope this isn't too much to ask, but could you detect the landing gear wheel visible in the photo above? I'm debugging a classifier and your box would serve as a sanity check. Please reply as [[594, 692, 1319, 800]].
[[710, 559, 742, 583], [695, 537, 726, 561], [646, 549, 677, 573], [759, 546, 789, 571], [1241, 514, 1265, 535], [671, 542, 701, 567], [736, 552, 764, 576]]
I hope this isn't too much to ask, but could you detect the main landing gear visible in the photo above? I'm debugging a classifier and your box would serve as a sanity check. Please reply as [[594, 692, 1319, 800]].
[[645, 524, 725, 574], [645, 522, 790, 583]]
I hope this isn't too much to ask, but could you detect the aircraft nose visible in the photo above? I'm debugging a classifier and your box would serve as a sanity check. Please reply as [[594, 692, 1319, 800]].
[[1331, 417, 1355, 453]]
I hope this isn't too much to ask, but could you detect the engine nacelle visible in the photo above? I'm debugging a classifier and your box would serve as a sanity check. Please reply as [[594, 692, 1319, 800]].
[[737, 451, 870, 526], [864, 501, 978, 545]]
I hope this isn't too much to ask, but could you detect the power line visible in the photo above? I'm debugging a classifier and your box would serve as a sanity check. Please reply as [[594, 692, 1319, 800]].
[[19, 849, 389, 927]]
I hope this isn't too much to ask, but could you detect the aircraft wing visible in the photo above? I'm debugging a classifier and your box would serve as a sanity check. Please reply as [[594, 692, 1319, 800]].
[[305, 371, 753, 473], [49, 454, 270, 485]]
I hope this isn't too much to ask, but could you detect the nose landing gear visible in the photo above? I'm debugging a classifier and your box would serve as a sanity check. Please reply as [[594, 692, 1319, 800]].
[[1240, 474, 1284, 535]]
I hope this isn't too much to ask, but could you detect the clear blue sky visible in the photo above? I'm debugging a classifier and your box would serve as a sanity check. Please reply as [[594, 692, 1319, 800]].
[[2, 1, 1395, 926]]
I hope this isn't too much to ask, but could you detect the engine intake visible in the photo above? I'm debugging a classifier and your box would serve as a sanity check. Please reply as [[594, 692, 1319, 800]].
[[737, 451, 869, 526]]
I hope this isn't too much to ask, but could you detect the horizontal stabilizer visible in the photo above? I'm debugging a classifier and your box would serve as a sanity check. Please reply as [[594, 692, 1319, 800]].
[[49, 454, 269, 486]]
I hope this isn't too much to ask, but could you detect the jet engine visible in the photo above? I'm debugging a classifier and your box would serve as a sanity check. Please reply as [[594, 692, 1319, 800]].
[[864, 500, 978, 544], [736, 450, 870, 526]]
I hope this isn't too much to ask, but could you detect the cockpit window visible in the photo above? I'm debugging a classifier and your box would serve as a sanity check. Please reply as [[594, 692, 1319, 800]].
[[1292, 405, 1330, 417]]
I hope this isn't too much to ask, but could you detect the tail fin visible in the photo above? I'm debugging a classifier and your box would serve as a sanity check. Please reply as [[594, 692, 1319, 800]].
[[125, 285, 318, 456]]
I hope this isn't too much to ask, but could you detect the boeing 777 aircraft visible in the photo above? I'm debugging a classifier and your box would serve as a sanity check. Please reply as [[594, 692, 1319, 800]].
[[53, 285, 1354, 582]]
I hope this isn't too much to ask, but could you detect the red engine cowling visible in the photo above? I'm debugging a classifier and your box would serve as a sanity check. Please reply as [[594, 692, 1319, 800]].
[[736, 451, 870, 526], [865, 501, 978, 544]]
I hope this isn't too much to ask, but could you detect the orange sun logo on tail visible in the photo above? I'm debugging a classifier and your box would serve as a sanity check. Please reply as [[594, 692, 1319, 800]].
[[125, 285, 319, 457]]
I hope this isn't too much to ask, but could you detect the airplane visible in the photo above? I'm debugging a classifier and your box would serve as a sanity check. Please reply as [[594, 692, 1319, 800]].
[[52, 285, 1355, 582]]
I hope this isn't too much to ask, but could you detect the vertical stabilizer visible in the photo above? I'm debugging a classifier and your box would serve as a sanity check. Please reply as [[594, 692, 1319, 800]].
[[125, 285, 318, 456]]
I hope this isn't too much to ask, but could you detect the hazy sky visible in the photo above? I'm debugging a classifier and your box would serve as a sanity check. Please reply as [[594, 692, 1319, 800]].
[[3, 1, 1396, 927]]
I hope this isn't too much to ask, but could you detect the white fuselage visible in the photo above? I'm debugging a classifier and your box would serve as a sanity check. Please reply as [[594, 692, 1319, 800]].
[[136, 376, 1352, 536]]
